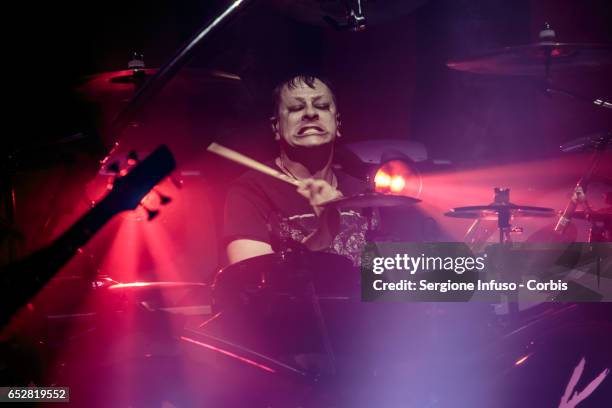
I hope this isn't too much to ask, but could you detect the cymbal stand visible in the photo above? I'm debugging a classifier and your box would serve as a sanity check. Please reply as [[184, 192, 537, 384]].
[[493, 188, 513, 245], [292, 248, 337, 378], [490, 188, 519, 316], [585, 192, 612, 287]]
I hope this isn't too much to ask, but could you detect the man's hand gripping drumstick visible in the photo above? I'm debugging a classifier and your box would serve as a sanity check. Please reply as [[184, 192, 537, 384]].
[[207, 142, 342, 250]]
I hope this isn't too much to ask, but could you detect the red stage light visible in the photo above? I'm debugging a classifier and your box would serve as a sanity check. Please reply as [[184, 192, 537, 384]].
[[390, 175, 406, 192], [374, 171, 392, 189], [374, 159, 422, 198]]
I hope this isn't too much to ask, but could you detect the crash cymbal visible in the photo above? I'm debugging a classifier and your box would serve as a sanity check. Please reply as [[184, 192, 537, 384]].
[[321, 192, 420, 209], [447, 42, 612, 76], [75, 67, 241, 101], [445, 204, 555, 220]]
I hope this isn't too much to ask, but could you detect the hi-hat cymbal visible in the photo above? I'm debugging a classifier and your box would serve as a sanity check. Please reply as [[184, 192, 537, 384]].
[[447, 42, 612, 76], [321, 192, 420, 209], [445, 204, 555, 220]]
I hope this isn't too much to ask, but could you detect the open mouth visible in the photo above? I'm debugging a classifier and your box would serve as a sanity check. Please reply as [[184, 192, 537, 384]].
[[298, 125, 325, 135]]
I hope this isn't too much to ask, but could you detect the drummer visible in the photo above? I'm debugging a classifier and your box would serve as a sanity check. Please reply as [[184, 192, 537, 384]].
[[223, 74, 369, 265]]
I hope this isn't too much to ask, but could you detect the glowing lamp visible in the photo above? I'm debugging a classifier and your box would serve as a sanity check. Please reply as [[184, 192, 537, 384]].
[[373, 158, 422, 198], [374, 171, 392, 188], [390, 175, 406, 193]]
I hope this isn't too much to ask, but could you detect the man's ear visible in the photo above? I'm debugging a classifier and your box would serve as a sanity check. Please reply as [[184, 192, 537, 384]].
[[270, 116, 280, 141]]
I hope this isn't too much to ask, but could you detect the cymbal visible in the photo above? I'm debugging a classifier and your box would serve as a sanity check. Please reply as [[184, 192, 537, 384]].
[[321, 192, 420, 209], [107, 281, 208, 291], [75, 68, 241, 100], [445, 204, 555, 220], [447, 42, 612, 76]]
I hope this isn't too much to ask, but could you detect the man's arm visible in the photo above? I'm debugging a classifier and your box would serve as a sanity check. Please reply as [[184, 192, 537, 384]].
[[227, 239, 273, 264], [297, 178, 342, 251], [224, 178, 341, 264]]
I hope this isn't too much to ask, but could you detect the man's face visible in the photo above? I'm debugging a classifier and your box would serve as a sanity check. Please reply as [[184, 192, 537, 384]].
[[274, 79, 339, 148]]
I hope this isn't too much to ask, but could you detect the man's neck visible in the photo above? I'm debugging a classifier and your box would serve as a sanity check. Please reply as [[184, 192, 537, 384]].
[[278, 143, 334, 183]]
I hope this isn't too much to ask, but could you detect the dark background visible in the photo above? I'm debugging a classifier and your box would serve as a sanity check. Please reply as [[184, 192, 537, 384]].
[[8, 0, 612, 157]]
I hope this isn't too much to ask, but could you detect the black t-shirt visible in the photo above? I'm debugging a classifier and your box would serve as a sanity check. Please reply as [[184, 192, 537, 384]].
[[223, 163, 369, 265]]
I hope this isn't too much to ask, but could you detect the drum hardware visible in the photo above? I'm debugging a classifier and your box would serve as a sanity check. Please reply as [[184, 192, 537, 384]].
[[447, 22, 611, 322], [305, 280, 337, 376], [269, 0, 429, 29], [181, 327, 310, 379], [543, 85, 612, 113], [321, 192, 420, 210], [99, 0, 251, 150], [574, 205, 612, 241], [445, 187, 555, 245], [560, 131, 612, 153], [446, 188, 555, 317], [76, 66, 242, 103], [447, 23, 612, 118], [446, 23, 612, 77], [555, 132, 611, 239], [572, 192, 612, 286], [447, 185, 610, 317], [322, 0, 366, 32], [211, 251, 356, 379]]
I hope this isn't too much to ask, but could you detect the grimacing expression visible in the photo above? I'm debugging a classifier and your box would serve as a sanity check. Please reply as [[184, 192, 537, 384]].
[[274, 79, 339, 148]]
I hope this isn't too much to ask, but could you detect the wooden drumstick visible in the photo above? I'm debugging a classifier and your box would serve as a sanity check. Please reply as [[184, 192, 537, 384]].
[[207, 142, 300, 187]]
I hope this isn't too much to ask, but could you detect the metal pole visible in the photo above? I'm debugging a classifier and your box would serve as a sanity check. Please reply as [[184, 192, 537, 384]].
[[106, 0, 253, 149]]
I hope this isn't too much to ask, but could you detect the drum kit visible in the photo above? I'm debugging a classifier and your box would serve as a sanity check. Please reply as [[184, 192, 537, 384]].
[[201, 23, 612, 405], [2, 10, 612, 406]]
